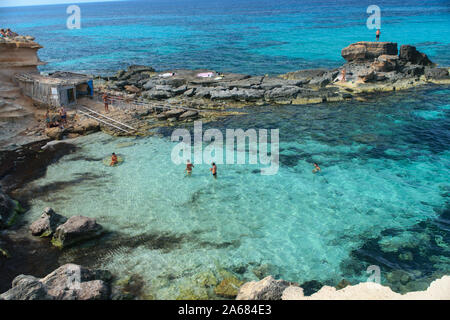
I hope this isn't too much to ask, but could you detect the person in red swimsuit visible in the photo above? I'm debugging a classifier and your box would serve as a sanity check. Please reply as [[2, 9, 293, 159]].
[[110, 153, 118, 166], [185, 160, 194, 176], [312, 163, 321, 173]]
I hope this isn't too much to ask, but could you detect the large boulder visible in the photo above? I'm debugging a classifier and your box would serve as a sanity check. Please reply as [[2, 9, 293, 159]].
[[341, 42, 398, 62], [0, 275, 52, 300], [371, 54, 399, 72], [41, 264, 111, 300], [0, 264, 112, 300], [264, 86, 301, 101], [29, 207, 67, 237], [399, 45, 433, 66], [236, 276, 292, 300], [51, 215, 103, 248], [72, 118, 100, 134], [44, 127, 64, 140]]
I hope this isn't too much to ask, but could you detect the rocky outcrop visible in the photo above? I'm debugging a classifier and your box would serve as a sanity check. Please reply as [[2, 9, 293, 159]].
[[0, 36, 45, 149], [371, 54, 399, 72], [341, 41, 398, 62], [236, 276, 292, 300], [237, 276, 450, 300], [0, 264, 112, 300], [51, 215, 103, 248], [424, 67, 449, 80], [29, 207, 67, 237], [399, 45, 433, 66]]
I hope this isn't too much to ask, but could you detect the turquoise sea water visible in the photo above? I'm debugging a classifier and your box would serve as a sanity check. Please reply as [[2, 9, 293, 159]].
[[0, 0, 449, 75], [1, 0, 449, 298], [21, 87, 450, 298]]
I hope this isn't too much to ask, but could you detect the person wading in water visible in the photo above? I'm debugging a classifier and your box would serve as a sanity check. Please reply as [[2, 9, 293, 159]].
[[185, 160, 194, 176]]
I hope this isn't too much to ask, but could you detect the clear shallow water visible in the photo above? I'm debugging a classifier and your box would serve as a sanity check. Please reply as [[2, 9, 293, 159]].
[[22, 87, 450, 298], [0, 0, 449, 75]]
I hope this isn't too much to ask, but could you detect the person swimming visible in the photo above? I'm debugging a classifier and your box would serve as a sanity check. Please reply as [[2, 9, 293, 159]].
[[110, 153, 118, 166], [185, 160, 194, 176], [210, 162, 217, 178], [312, 162, 321, 173]]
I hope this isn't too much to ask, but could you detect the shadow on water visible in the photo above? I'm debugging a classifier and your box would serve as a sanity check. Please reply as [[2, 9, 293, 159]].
[[58, 229, 242, 269], [14, 172, 110, 203]]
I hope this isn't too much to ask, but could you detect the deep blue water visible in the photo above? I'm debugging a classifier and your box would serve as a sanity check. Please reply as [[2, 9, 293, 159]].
[[0, 0, 449, 75]]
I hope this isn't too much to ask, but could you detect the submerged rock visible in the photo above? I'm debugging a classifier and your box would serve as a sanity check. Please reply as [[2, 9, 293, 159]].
[[0, 264, 112, 300], [236, 276, 291, 300], [214, 277, 244, 298], [51, 215, 103, 248], [29, 207, 67, 237]]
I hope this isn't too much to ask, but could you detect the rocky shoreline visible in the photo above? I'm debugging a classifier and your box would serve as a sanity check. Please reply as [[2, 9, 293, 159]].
[[96, 41, 450, 112]]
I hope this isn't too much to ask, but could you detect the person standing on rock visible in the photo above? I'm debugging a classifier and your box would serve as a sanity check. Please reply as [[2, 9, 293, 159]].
[[102, 93, 109, 112], [341, 69, 346, 82], [376, 29, 380, 41]]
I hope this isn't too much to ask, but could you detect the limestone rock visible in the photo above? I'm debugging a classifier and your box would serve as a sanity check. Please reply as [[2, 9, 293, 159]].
[[45, 127, 64, 140], [0, 264, 112, 300], [399, 45, 433, 66], [424, 67, 449, 80], [124, 85, 140, 93], [281, 285, 305, 300], [341, 42, 398, 62], [29, 207, 67, 237], [179, 110, 198, 120], [51, 215, 103, 248], [372, 54, 399, 72], [236, 276, 291, 300], [76, 118, 100, 134], [165, 108, 185, 118], [264, 86, 301, 100], [0, 275, 52, 300]]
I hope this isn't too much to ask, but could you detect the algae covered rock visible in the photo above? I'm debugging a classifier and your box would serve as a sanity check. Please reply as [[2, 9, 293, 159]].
[[214, 277, 244, 298], [51, 215, 103, 248]]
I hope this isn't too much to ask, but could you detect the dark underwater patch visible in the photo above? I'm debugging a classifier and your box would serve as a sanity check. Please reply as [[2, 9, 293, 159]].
[[339, 202, 450, 294]]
